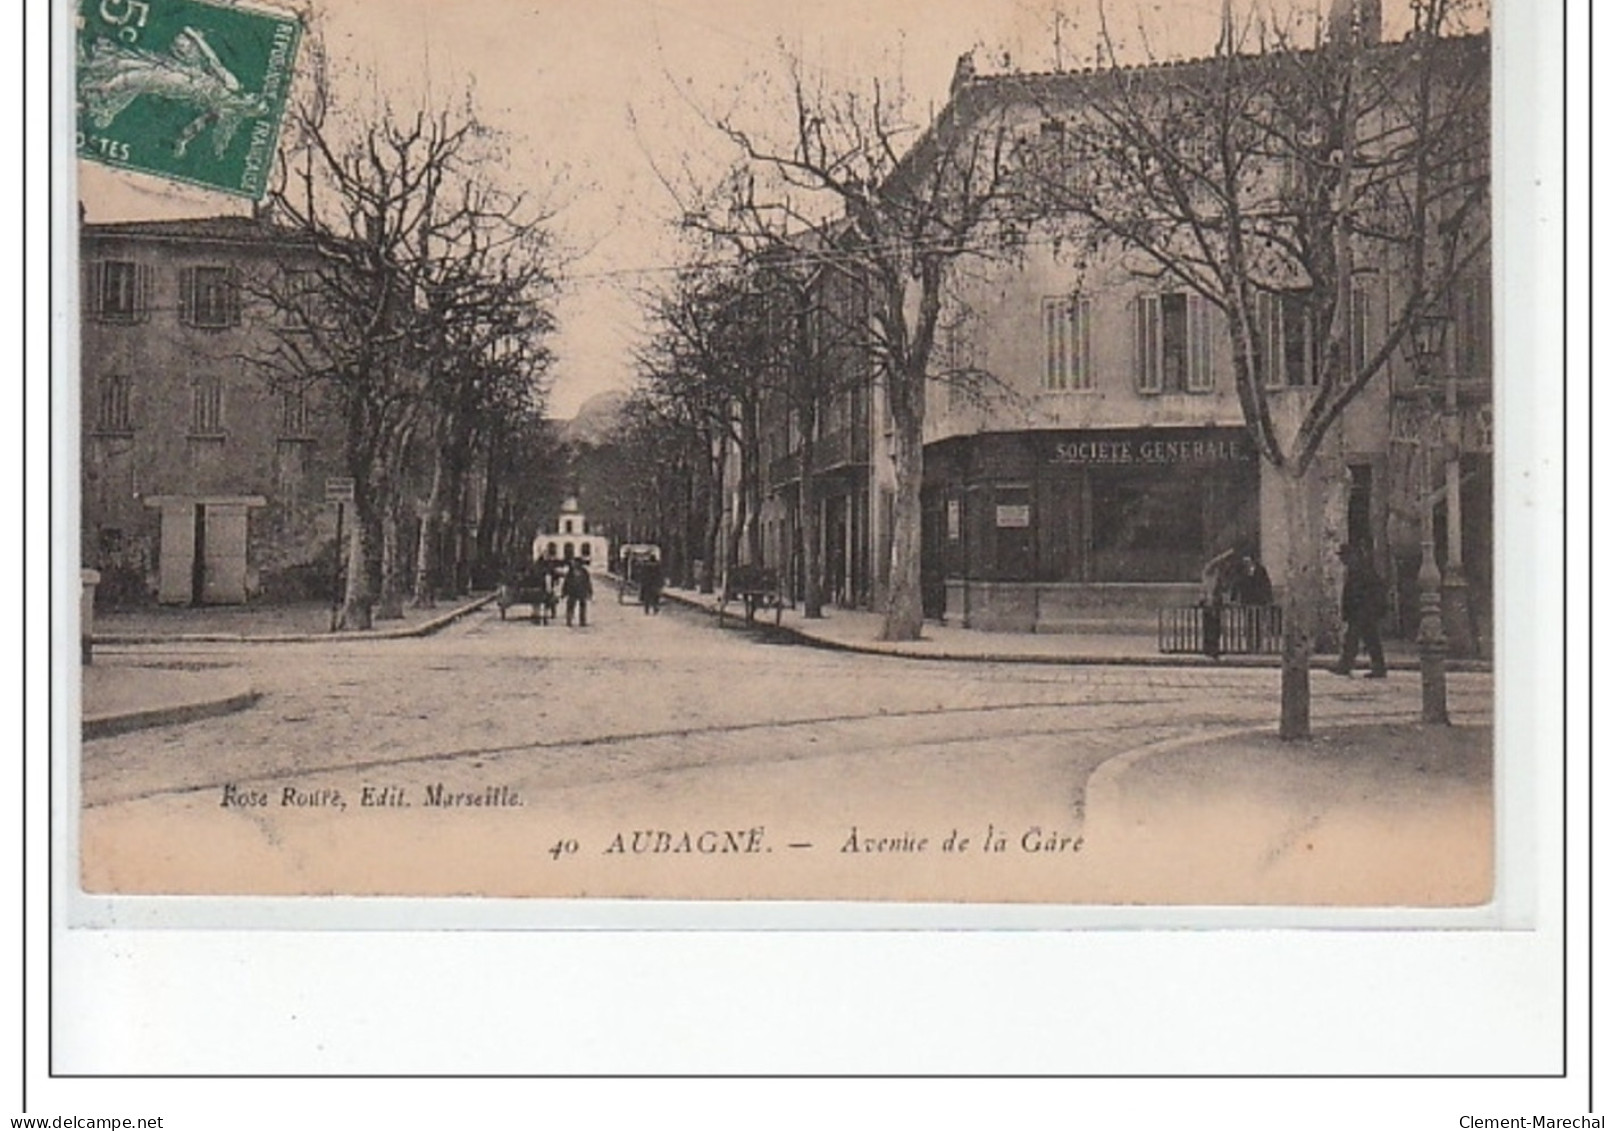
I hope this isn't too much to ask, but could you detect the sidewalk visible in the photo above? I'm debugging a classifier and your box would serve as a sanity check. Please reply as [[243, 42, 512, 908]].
[[1078, 721, 1494, 904], [82, 593, 494, 736], [82, 661, 260, 739], [658, 583, 1489, 672], [92, 592, 495, 646]]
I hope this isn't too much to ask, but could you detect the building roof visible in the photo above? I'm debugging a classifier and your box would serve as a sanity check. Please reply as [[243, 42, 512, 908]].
[[80, 214, 313, 246]]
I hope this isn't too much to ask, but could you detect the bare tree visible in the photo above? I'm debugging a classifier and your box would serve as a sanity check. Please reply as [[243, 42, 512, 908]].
[[691, 56, 1022, 640], [257, 55, 559, 626], [637, 263, 777, 592], [1015, 0, 1488, 737], [410, 223, 557, 607], [742, 227, 876, 619]]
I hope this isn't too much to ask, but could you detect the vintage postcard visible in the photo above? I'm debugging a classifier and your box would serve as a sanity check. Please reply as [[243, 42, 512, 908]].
[[64, 0, 1533, 919]]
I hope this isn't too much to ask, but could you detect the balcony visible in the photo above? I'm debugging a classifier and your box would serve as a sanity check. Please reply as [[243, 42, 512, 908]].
[[767, 426, 870, 487]]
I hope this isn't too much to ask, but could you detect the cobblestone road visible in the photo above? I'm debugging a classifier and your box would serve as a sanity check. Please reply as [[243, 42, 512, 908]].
[[78, 596, 1493, 901]]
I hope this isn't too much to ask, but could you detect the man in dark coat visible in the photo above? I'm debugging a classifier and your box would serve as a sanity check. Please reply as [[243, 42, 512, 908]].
[[1331, 543, 1388, 678], [563, 558, 594, 628], [637, 554, 664, 615], [1229, 554, 1274, 606]]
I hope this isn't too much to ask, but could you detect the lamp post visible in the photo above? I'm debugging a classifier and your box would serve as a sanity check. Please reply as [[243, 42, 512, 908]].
[[1409, 312, 1449, 724], [1438, 326, 1476, 660]]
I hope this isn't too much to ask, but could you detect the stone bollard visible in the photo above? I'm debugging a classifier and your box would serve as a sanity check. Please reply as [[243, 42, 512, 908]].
[[80, 569, 100, 664]]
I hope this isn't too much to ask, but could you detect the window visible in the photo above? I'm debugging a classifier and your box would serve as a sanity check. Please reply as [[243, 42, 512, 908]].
[[1042, 296, 1092, 391], [95, 374, 133, 432], [180, 266, 241, 328], [93, 260, 150, 322], [190, 377, 224, 434], [1135, 293, 1215, 393], [1349, 282, 1371, 373], [280, 269, 324, 329], [1452, 276, 1491, 381], [281, 387, 309, 436], [1255, 290, 1316, 388]]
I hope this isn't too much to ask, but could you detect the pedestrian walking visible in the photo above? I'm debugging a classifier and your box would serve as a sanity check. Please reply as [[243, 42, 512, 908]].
[[563, 557, 594, 628], [1331, 543, 1388, 678], [637, 553, 664, 614]]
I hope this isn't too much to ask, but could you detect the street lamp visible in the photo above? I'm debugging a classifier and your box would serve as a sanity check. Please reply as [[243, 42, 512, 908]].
[[1409, 310, 1449, 724]]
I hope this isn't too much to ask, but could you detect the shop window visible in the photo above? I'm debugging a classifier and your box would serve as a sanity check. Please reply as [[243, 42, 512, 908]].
[[1042, 296, 1092, 391], [95, 374, 133, 433], [1135, 293, 1215, 393], [180, 266, 242, 329], [93, 260, 151, 323], [190, 377, 224, 435]]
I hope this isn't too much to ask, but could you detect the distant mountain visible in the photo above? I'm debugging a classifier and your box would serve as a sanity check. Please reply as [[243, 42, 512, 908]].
[[560, 389, 630, 445]]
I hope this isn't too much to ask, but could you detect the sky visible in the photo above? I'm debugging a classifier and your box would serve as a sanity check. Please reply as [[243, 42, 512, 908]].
[[76, 0, 1442, 417]]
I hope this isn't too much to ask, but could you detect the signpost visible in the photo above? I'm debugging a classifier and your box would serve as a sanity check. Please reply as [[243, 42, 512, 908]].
[[326, 478, 354, 630]]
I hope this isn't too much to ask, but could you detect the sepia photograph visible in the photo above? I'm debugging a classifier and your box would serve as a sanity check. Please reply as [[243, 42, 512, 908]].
[[68, 0, 1506, 911]]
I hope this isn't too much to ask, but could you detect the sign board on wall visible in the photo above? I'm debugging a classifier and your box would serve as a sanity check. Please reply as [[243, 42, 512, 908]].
[[947, 499, 961, 541], [995, 504, 1031, 528], [1047, 429, 1255, 467]]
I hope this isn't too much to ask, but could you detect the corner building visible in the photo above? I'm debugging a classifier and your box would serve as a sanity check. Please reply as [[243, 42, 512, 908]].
[[80, 216, 345, 606], [901, 36, 1491, 642]]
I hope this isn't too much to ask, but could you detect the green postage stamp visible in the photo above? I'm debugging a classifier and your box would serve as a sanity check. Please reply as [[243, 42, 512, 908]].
[[76, 0, 301, 199]]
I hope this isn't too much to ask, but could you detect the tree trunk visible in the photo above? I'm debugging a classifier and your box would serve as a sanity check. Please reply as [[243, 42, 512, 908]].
[[1278, 465, 1321, 740], [800, 421, 823, 619], [376, 495, 405, 620], [743, 429, 763, 569], [879, 413, 925, 641], [701, 447, 724, 594], [412, 450, 445, 608], [339, 500, 374, 630]]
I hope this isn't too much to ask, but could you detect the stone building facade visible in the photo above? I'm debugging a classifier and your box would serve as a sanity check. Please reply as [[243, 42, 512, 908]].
[[80, 215, 346, 606]]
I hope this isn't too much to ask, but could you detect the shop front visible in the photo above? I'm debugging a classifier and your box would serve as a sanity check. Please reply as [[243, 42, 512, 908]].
[[924, 428, 1260, 632]]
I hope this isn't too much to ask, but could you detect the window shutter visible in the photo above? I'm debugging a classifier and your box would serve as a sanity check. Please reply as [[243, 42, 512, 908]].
[[1135, 295, 1163, 393], [87, 262, 104, 318], [1187, 294, 1215, 391], [136, 264, 153, 322], [1256, 292, 1283, 389], [178, 267, 196, 326], [227, 266, 242, 326], [1073, 297, 1091, 390]]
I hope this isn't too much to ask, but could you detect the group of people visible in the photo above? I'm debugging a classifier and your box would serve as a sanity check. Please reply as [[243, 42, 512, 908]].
[[1198, 549, 1275, 659], [1197, 542, 1387, 677], [512, 549, 668, 627], [519, 553, 596, 628]]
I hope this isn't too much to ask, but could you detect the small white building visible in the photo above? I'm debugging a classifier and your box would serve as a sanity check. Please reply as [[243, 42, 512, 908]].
[[532, 498, 610, 569]]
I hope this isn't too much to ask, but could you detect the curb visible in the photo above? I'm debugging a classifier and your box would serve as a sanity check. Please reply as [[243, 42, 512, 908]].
[[83, 688, 262, 740], [92, 592, 497, 647], [659, 589, 1492, 673], [1081, 726, 1266, 832]]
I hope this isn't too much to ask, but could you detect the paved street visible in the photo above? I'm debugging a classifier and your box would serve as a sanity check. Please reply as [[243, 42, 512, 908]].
[[78, 594, 1493, 903]]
